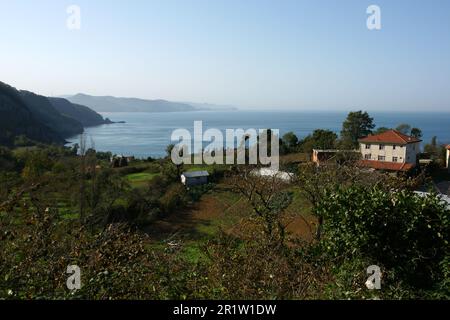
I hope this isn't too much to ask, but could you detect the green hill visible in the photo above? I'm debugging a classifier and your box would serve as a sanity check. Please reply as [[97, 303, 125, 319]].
[[0, 81, 113, 147], [19, 91, 84, 138], [0, 82, 64, 146]]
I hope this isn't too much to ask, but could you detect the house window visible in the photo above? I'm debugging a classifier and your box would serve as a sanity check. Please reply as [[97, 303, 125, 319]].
[[365, 154, 371, 160], [379, 145, 385, 150], [378, 155, 386, 161], [365, 144, 371, 149], [392, 157, 398, 162]]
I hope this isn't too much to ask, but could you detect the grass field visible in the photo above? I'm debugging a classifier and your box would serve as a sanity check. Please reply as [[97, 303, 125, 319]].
[[45, 161, 315, 263], [126, 172, 159, 188], [144, 182, 315, 263]]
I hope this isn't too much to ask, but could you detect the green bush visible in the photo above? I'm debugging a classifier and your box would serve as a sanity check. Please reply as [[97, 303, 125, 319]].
[[316, 186, 449, 294], [188, 183, 215, 202]]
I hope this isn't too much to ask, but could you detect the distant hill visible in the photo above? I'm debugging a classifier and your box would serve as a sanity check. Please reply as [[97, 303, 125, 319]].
[[183, 102, 238, 111], [66, 94, 197, 113], [48, 97, 111, 127], [0, 82, 64, 146]]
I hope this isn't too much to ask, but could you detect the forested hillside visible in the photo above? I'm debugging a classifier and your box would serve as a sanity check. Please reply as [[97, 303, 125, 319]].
[[0, 82, 63, 146], [19, 91, 84, 138], [0, 82, 111, 147], [48, 97, 110, 127]]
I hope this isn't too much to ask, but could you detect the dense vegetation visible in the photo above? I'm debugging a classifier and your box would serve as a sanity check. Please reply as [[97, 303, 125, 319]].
[[0, 82, 63, 146], [48, 97, 111, 127], [0, 81, 110, 147], [0, 103, 448, 299], [0, 138, 448, 299], [318, 187, 449, 298]]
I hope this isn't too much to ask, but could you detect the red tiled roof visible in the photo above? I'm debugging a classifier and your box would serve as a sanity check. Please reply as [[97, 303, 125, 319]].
[[357, 160, 415, 172], [358, 130, 421, 144]]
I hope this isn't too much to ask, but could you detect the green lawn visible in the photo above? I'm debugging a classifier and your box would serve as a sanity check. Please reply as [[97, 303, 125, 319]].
[[126, 172, 159, 188]]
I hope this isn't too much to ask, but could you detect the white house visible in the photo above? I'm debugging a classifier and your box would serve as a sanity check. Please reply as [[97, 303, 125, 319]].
[[181, 171, 209, 187], [358, 130, 421, 172]]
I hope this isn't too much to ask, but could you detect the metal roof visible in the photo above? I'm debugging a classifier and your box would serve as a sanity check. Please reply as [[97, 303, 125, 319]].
[[182, 171, 209, 178]]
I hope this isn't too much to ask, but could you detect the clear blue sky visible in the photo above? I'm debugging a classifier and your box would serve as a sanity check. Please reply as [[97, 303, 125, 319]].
[[1, 0, 449, 111]]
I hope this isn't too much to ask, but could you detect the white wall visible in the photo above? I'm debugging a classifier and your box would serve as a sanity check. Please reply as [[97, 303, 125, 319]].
[[360, 142, 420, 164]]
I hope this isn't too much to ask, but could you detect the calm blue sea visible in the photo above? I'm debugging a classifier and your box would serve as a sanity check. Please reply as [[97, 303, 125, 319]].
[[66, 111, 450, 158]]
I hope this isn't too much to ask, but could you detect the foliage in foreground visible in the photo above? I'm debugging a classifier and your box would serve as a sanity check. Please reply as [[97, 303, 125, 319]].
[[316, 186, 449, 299], [1, 145, 449, 300], [1, 213, 329, 299]]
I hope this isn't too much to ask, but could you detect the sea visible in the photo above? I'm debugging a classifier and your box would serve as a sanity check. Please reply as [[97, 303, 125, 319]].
[[66, 111, 450, 158]]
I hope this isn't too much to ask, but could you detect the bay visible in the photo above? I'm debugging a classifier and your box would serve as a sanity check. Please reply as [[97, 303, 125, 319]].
[[66, 111, 450, 158]]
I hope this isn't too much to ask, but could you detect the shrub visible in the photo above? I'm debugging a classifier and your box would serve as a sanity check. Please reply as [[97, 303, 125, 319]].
[[316, 186, 449, 293], [187, 183, 215, 202], [204, 232, 330, 299], [159, 184, 188, 214]]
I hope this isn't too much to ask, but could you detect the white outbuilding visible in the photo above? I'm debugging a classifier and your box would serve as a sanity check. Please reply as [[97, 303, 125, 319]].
[[181, 171, 209, 187]]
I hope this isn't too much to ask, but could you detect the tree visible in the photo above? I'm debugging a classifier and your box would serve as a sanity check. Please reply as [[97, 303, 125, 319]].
[[0, 146, 17, 172], [79, 134, 87, 220], [340, 111, 375, 148], [281, 132, 299, 154], [21, 150, 52, 182], [410, 127, 423, 139], [300, 129, 338, 153], [295, 163, 340, 240], [431, 136, 438, 147], [231, 167, 293, 245], [96, 151, 113, 161], [395, 123, 411, 135], [70, 143, 79, 156], [373, 127, 390, 135], [165, 144, 175, 158], [424, 136, 440, 159], [395, 124, 422, 138]]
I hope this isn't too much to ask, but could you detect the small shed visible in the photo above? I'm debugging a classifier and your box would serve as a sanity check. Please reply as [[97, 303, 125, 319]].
[[181, 171, 209, 187]]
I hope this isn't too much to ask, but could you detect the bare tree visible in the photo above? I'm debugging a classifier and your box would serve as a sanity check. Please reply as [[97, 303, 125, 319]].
[[79, 134, 87, 221], [230, 166, 292, 245], [295, 163, 343, 240]]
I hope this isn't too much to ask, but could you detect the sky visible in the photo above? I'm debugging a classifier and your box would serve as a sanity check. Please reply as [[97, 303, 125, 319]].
[[1, 0, 450, 111]]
